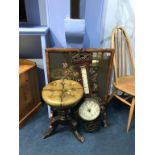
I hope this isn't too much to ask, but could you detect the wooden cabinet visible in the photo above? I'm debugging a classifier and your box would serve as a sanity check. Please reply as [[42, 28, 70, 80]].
[[19, 59, 41, 127]]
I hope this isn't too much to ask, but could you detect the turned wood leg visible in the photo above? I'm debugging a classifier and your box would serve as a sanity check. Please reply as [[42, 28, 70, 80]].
[[69, 118, 85, 143], [42, 113, 59, 139], [127, 97, 135, 132]]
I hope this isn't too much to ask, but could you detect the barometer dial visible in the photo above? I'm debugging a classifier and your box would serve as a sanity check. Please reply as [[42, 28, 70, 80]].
[[79, 98, 100, 121]]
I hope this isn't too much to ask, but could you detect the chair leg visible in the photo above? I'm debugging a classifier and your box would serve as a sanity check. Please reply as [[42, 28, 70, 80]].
[[106, 90, 116, 104], [127, 97, 135, 132]]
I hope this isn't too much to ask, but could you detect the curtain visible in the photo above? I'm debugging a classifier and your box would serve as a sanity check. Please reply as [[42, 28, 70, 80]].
[[100, 0, 135, 94], [100, 0, 135, 59]]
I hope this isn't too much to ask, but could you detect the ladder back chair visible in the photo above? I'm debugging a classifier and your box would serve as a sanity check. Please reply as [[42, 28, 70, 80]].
[[109, 27, 135, 132]]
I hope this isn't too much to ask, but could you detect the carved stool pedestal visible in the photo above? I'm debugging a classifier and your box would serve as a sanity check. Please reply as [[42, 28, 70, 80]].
[[42, 79, 84, 143]]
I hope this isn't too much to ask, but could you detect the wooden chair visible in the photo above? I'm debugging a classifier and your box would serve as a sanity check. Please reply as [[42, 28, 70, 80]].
[[109, 27, 135, 132]]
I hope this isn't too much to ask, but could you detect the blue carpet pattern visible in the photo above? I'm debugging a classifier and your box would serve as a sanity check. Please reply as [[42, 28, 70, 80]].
[[19, 99, 135, 155]]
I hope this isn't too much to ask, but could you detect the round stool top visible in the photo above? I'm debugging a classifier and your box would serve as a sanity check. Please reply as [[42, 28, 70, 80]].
[[42, 79, 84, 108]]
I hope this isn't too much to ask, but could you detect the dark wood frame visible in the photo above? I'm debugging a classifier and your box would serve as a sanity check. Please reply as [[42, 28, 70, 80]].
[[45, 48, 115, 101]]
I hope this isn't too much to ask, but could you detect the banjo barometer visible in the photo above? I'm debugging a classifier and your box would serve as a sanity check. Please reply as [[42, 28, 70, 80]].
[[71, 49, 106, 131]]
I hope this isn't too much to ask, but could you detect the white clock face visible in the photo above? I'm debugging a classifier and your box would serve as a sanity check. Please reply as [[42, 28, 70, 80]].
[[79, 98, 100, 121]]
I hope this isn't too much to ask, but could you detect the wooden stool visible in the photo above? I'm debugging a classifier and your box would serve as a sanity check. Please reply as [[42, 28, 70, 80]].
[[42, 79, 84, 142]]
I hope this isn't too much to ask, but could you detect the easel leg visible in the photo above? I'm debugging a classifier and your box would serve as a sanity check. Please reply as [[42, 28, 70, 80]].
[[101, 105, 108, 127]]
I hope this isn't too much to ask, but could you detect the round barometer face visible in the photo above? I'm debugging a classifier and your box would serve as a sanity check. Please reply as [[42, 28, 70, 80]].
[[79, 98, 100, 121]]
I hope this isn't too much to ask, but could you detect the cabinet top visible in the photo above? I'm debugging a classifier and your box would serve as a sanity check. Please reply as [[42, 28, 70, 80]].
[[19, 59, 36, 75]]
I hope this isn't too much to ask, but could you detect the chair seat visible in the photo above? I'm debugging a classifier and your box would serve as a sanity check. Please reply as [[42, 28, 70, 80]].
[[113, 75, 135, 96], [42, 79, 84, 108]]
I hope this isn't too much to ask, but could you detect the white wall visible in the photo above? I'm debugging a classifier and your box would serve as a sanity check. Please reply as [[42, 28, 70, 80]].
[[100, 0, 135, 60]]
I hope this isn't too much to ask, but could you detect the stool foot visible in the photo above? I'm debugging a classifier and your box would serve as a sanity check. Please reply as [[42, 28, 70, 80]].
[[42, 126, 55, 139], [73, 130, 85, 143], [42, 115, 59, 139], [69, 118, 85, 143]]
